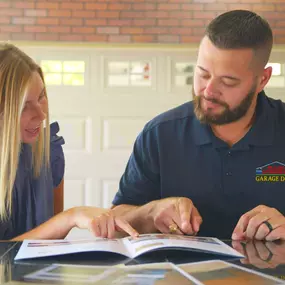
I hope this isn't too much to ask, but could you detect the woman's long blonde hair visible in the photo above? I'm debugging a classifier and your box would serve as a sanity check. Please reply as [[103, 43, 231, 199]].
[[0, 43, 50, 221]]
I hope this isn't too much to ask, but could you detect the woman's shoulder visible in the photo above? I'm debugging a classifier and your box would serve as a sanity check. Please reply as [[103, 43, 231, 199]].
[[49, 121, 65, 188]]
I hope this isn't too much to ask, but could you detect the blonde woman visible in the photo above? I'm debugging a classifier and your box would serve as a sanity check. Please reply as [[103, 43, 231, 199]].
[[0, 43, 138, 240]]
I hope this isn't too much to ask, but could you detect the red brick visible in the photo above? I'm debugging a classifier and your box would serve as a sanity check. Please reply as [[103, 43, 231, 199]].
[[252, 4, 275, 11], [108, 3, 131, 10], [133, 3, 156, 10], [72, 27, 95, 34], [0, 25, 22, 33], [37, 2, 59, 9], [85, 3, 107, 10], [145, 11, 169, 18], [276, 5, 285, 11], [228, 4, 252, 10], [203, 3, 227, 11], [121, 27, 143, 35], [132, 35, 155, 43], [169, 0, 196, 2], [158, 4, 180, 10], [276, 21, 285, 27], [121, 11, 145, 18], [24, 26, 47, 33], [49, 10, 71, 17], [109, 35, 131, 43], [0, 9, 22, 16], [72, 10, 95, 18], [97, 11, 119, 18], [193, 28, 206, 36], [273, 29, 285, 35], [38, 18, 59, 25], [12, 17, 36, 25], [86, 19, 107, 26], [182, 4, 204, 11], [60, 34, 84, 41], [170, 27, 191, 36], [0, 17, 10, 24], [61, 2, 83, 10], [48, 26, 71, 34], [158, 19, 180, 26], [216, 0, 239, 2], [144, 27, 169, 34], [11, 33, 35, 40], [108, 19, 132, 26], [60, 18, 82, 26], [274, 37, 285, 44], [181, 36, 201, 43], [97, 26, 119, 34], [36, 33, 59, 41], [0, 2, 10, 8], [262, 12, 285, 20], [85, 35, 107, 42], [25, 9, 47, 17], [240, 0, 262, 2], [181, 19, 204, 27], [158, 35, 180, 43], [170, 11, 191, 19], [193, 11, 216, 19], [13, 2, 34, 9], [133, 19, 156, 27]]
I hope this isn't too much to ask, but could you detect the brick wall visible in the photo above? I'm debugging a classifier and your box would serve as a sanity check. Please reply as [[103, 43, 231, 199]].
[[0, 0, 285, 44]]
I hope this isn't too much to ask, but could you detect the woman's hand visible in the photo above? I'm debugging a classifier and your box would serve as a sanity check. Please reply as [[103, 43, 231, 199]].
[[71, 207, 139, 239]]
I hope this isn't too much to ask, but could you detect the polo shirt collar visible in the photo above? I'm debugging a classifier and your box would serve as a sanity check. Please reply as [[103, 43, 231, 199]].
[[193, 91, 275, 147]]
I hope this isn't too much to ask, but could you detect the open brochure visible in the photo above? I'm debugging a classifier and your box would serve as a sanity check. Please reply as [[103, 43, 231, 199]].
[[15, 233, 243, 261], [21, 261, 283, 284]]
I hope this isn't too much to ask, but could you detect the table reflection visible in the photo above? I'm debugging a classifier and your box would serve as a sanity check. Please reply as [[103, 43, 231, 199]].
[[0, 240, 285, 284]]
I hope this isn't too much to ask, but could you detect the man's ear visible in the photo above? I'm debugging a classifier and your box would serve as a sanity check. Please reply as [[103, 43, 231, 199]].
[[257, 66, 272, 93]]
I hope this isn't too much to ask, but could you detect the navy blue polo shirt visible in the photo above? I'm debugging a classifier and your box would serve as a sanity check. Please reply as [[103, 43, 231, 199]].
[[113, 91, 285, 239]]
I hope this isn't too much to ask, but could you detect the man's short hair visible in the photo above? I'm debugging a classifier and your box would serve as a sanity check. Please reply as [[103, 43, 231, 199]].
[[205, 10, 273, 69]]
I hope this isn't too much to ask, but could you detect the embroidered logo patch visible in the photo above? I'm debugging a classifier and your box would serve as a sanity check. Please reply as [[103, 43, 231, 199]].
[[256, 161, 285, 182]]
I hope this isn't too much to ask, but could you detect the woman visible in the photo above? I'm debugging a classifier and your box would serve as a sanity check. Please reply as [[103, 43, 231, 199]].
[[0, 43, 138, 240]]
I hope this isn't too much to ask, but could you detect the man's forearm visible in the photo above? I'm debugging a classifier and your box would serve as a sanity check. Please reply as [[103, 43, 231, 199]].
[[11, 208, 76, 241], [112, 201, 158, 234]]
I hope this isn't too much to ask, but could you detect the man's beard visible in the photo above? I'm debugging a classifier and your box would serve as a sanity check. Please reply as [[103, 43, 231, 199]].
[[193, 83, 257, 125]]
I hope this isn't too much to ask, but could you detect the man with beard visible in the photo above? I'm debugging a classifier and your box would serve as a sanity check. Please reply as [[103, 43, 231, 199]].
[[112, 10, 285, 241]]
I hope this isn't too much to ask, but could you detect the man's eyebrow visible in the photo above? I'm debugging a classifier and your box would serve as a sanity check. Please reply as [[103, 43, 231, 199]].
[[197, 66, 240, 81]]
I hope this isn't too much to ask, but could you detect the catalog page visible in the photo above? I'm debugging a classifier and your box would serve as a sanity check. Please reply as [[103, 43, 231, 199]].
[[123, 234, 244, 259], [15, 234, 243, 260], [15, 238, 128, 260]]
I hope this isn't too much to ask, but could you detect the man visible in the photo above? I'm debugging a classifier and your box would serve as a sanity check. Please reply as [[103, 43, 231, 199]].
[[112, 10, 285, 241]]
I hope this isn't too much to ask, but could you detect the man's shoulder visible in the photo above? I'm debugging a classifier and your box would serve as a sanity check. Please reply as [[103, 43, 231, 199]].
[[144, 101, 195, 133], [263, 92, 285, 118]]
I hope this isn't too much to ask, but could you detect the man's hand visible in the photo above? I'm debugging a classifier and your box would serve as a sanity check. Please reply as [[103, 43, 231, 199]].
[[232, 205, 285, 241], [150, 197, 203, 235], [232, 240, 285, 269]]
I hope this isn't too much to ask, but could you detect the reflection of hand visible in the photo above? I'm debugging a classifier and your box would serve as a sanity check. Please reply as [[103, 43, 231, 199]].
[[151, 197, 202, 235], [232, 240, 285, 269], [232, 205, 285, 241], [72, 207, 139, 239]]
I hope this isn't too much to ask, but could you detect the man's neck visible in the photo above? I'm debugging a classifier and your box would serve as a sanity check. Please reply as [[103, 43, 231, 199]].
[[210, 102, 257, 147]]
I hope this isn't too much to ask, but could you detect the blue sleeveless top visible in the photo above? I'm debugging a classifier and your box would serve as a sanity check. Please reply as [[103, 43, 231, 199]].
[[0, 122, 65, 239]]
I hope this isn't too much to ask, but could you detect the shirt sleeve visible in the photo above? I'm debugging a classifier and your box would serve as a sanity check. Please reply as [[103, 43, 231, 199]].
[[50, 122, 65, 188], [112, 127, 161, 206]]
